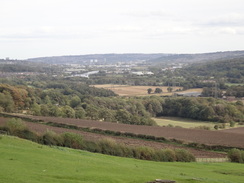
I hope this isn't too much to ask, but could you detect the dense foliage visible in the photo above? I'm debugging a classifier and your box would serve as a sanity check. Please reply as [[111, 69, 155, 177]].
[[1, 83, 243, 125], [182, 58, 244, 83]]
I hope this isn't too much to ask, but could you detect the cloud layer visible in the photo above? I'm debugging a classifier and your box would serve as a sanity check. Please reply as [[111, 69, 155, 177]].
[[1, 0, 244, 58]]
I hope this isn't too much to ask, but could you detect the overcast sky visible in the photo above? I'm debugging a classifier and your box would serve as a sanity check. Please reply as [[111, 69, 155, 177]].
[[1, 0, 244, 59]]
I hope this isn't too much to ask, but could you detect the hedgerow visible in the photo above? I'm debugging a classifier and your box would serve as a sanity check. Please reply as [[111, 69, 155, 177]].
[[0, 118, 196, 162]]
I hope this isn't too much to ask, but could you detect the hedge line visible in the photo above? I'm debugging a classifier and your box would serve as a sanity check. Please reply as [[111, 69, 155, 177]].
[[0, 118, 195, 162]]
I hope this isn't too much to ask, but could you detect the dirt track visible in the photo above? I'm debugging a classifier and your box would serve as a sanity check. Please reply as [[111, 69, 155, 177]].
[[0, 117, 227, 158]]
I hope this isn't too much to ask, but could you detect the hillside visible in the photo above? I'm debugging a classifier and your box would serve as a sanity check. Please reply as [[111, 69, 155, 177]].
[[182, 57, 244, 82], [26, 50, 244, 65], [147, 50, 244, 64], [1, 135, 244, 183], [27, 53, 166, 64]]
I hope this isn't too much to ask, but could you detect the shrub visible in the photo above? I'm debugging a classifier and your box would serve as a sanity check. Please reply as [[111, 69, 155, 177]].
[[4, 118, 39, 142], [228, 149, 243, 163], [42, 130, 63, 146], [62, 132, 83, 149], [160, 149, 176, 162], [194, 126, 210, 130], [133, 146, 156, 160], [175, 149, 196, 162], [84, 140, 101, 153], [230, 121, 235, 127], [5, 118, 27, 135]]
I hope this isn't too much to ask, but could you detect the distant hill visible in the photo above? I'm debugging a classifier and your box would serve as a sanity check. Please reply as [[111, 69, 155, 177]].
[[26, 50, 244, 65], [27, 53, 166, 64], [147, 50, 244, 64], [182, 57, 244, 83]]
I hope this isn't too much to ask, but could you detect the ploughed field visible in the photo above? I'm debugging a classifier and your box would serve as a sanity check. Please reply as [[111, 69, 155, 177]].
[[221, 127, 244, 135], [16, 115, 244, 148], [0, 116, 226, 158]]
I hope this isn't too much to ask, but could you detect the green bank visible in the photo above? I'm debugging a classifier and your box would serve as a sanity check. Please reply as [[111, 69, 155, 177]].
[[1, 135, 244, 183]]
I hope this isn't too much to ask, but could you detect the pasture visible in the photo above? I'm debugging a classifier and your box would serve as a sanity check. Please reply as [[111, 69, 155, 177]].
[[1, 135, 244, 183], [154, 116, 242, 130], [153, 117, 217, 129]]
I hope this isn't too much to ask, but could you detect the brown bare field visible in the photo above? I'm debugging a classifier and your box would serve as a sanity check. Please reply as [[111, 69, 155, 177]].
[[92, 85, 182, 96], [5, 114, 244, 149], [0, 117, 226, 158], [221, 127, 244, 135]]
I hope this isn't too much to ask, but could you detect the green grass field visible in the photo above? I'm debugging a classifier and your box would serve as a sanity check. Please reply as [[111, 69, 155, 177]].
[[1, 135, 244, 183], [153, 117, 241, 130], [153, 117, 217, 129]]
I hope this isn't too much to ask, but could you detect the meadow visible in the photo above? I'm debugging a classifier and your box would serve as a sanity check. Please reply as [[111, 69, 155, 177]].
[[153, 116, 241, 130], [153, 117, 217, 129], [1, 135, 244, 183]]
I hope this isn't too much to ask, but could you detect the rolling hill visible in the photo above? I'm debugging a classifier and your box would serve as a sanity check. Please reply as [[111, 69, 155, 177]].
[[1, 135, 244, 183]]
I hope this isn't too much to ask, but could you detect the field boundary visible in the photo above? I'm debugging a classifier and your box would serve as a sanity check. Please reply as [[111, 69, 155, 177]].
[[1, 112, 243, 154]]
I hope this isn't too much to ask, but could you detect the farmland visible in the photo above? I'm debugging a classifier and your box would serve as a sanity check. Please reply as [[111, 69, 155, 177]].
[[153, 117, 217, 129], [92, 85, 183, 96], [1, 135, 244, 183], [153, 116, 242, 130], [0, 117, 226, 158], [16, 115, 244, 149]]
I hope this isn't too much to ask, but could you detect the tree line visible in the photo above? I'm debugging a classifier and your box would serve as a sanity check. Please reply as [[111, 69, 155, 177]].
[[1, 83, 244, 126]]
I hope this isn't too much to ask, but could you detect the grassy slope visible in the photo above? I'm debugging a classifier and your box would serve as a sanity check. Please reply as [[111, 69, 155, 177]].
[[1, 135, 244, 183]]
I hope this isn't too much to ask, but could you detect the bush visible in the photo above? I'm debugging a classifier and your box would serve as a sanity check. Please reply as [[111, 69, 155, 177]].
[[4, 118, 39, 142], [228, 149, 244, 163], [175, 149, 196, 162], [160, 149, 176, 162], [5, 118, 27, 135], [84, 140, 101, 153], [194, 126, 210, 130], [134, 146, 156, 160], [98, 138, 126, 156], [42, 130, 63, 146], [62, 132, 83, 149], [230, 121, 235, 127]]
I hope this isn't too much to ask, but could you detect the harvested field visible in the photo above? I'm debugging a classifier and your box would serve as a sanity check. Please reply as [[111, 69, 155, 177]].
[[5, 114, 244, 149], [0, 117, 226, 158], [92, 85, 182, 96]]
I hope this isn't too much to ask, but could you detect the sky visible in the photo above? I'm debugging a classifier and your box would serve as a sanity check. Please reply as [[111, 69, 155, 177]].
[[1, 0, 244, 59]]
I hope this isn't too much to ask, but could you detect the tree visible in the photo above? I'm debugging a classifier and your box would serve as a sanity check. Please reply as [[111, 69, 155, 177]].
[[61, 105, 75, 118], [155, 88, 162, 93], [147, 88, 153, 94], [70, 95, 81, 108], [115, 109, 131, 124], [167, 87, 173, 92], [85, 105, 99, 120], [75, 107, 86, 119]]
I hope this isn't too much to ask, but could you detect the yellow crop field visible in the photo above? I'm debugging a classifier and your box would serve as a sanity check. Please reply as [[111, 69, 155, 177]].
[[92, 85, 183, 96]]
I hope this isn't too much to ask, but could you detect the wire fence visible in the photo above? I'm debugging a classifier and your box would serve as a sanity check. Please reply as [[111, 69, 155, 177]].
[[196, 158, 229, 163]]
